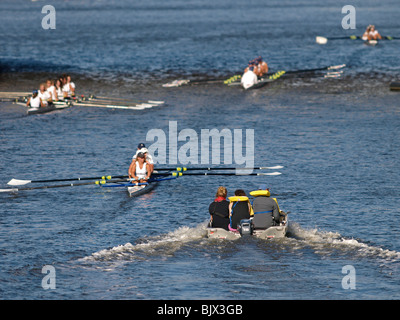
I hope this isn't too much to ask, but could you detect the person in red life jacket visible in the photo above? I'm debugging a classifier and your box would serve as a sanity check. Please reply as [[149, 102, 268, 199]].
[[228, 189, 253, 231], [208, 186, 230, 230]]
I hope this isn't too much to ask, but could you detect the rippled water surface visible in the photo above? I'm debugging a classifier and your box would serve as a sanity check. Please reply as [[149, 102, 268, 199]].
[[1, 0, 400, 300]]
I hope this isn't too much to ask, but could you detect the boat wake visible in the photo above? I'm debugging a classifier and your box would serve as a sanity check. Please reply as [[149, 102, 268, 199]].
[[81, 221, 400, 269], [287, 222, 400, 262], [82, 223, 208, 264]]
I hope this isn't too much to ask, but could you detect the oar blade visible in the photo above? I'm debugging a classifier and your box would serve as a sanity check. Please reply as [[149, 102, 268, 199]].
[[258, 172, 282, 176], [316, 36, 328, 44], [0, 188, 18, 193], [7, 179, 31, 186], [148, 100, 165, 105]]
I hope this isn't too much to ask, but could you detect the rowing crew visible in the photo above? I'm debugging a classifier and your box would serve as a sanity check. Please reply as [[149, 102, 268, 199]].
[[128, 143, 154, 184], [208, 185, 286, 232], [26, 74, 76, 108], [241, 56, 268, 89], [362, 25, 382, 41]]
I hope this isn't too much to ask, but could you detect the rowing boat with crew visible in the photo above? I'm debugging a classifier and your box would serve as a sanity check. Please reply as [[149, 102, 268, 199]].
[[1, 91, 165, 115], [162, 64, 346, 90], [1, 162, 288, 238], [1, 166, 283, 195]]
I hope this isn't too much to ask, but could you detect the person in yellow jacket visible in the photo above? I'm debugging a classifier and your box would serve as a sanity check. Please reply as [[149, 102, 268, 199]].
[[250, 184, 283, 230]]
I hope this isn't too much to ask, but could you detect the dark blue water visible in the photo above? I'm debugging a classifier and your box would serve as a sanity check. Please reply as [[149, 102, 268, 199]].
[[1, 0, 400, 301]]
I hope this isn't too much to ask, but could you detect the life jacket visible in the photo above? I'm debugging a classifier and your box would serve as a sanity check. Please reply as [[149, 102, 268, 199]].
[[228, 196, 253, 231], [249, 190, 281, 212]]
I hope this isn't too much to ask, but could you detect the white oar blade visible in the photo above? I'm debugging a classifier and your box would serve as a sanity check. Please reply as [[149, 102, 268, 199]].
[[0, 188, 17, 193], [316, 36, 328, 44], [258, 172, 282, 176], [259, 166, 284, 170], [148, 100, 164, 105], [7, 179, 31, 186]]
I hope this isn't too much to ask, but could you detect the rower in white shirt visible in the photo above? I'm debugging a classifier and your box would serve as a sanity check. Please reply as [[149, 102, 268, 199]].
[[55, 79, 64, 101], [62, 74, 76, 98], [368, 25, 382, 40], [46, 79, 58, 101], [38, 83, 52, 106], [241, 66, 258, 89], [130, 143, 154, 175], [26, 90, 45, 108]]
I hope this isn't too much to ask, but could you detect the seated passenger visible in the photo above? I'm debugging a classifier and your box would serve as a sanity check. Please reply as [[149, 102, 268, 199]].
[[208, 186, 230, 231], [250, 184, 282, 229], [228, 189, 253, 231]]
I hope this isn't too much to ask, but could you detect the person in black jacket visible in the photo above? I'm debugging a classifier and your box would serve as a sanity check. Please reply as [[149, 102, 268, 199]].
[[208, 186, 230, 230], [229, 189, 252, 230]]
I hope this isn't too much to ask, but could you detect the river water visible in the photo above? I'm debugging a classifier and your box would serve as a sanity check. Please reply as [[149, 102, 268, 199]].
[[1, 0, 400, 301]]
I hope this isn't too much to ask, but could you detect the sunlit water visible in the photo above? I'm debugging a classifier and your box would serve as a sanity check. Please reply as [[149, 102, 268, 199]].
[[1, 0, 400, 300]]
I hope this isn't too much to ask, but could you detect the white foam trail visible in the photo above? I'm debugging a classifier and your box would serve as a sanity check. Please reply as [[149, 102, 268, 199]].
[[83, 223, 208, 262], [82, 221, 400, 266], [287, 222, 400, 261]]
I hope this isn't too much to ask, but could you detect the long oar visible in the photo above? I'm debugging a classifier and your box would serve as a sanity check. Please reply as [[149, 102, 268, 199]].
[[156, 165, 283, 172], [7, 174, 127, 186], [98, 171, 282, 179], [285, 64, 346, 74], [82, 99, 164, 107], [162, 74, 243, 87], [0, 91, 31, 96], [82, 95, 165, 105], [100, 176, 177, 188], [0, 179, 114, 193], [74, 102, 149, 110], [170, 172, 282, 176]]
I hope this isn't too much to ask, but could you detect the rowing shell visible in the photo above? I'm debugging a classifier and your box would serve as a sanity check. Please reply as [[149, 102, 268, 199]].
[[127, 181, 158, 197], [364, 39, 378, 46], [16, 101, 71, 115]]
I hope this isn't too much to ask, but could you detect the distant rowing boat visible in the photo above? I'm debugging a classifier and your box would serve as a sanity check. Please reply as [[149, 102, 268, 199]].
[[15, 101, 72, 115], [316, 35, 398, 45], [228, 65, 345, 90], [6, 93, 166, 114]]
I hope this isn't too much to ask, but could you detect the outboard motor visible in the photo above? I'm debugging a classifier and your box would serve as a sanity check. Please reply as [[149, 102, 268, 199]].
[[238, 219, 254, 236]]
